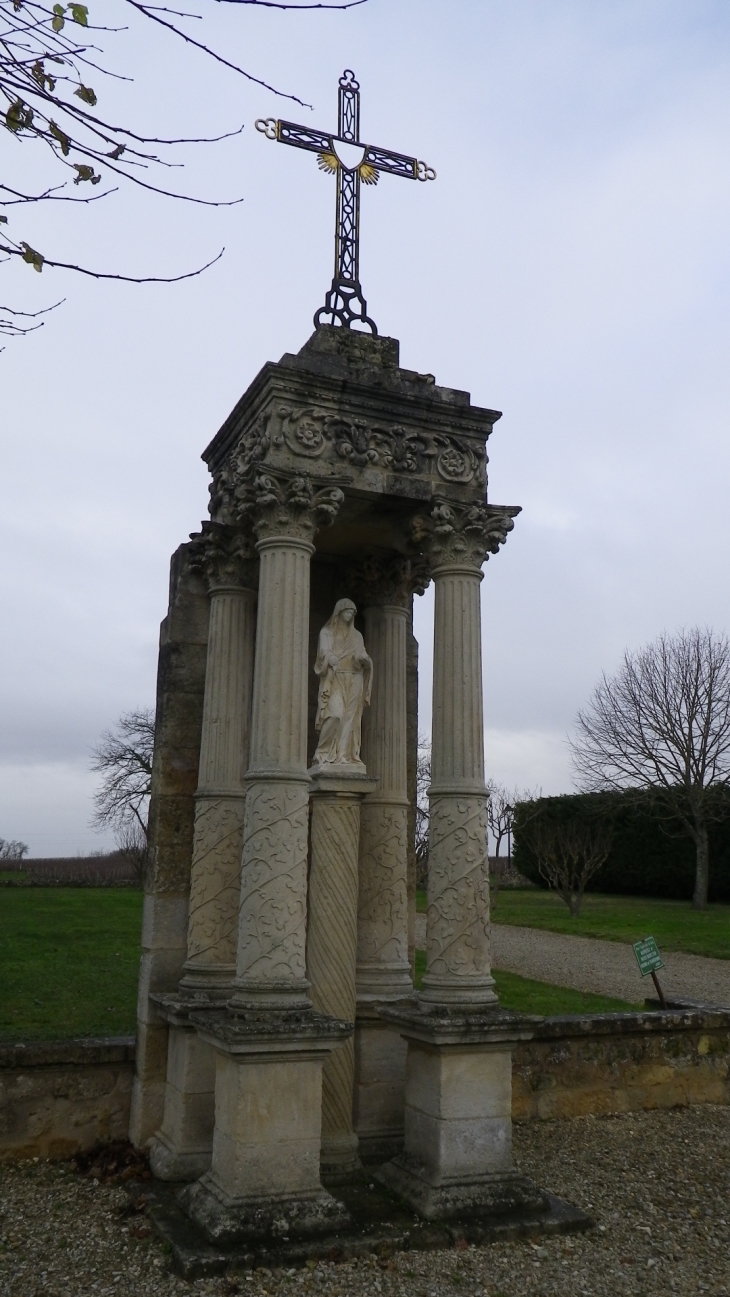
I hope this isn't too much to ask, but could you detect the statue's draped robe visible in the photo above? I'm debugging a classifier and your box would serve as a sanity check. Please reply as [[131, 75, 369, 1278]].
[[313, 618, 372, 765]]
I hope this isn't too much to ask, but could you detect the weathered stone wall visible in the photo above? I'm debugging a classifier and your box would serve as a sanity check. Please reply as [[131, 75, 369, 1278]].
[[0, 1040, 135, 1161], [3, 1010, 728, 1161], [512, 1010, 730, 1121]]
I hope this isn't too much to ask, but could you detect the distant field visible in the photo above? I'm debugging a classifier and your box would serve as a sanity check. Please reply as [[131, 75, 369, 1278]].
[[416, 888, 730, 960], [412, 950, 639, 1014], [0, 889, 143, 1040]]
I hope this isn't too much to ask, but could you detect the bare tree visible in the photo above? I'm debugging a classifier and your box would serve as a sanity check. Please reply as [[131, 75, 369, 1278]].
[[0, 837, 29, 859], [487, 782, 540, 905], [1, 0, 364, 338], [90, 707, 155, 863], [519, 808, 613, 917], [414, 735, 431, 890], [115, 816, 148, 885], [571, 628, 730, 910]]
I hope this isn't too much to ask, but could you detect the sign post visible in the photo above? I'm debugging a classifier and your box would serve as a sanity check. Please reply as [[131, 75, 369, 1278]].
[[632, 936, 668, 1009]]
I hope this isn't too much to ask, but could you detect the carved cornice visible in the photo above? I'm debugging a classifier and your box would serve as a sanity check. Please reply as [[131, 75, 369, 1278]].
[[240, 469, 345, 544], [411, 500, 521, 572], [345, 552, 430, 608], [188, 523, 258, 592]]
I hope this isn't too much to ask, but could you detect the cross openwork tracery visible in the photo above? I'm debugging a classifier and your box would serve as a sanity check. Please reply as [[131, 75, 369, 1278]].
[[256, 70, 435, 336]]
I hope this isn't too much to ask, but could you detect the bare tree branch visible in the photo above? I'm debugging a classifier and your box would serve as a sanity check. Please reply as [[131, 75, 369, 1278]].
[[90, 706, 155, 838]]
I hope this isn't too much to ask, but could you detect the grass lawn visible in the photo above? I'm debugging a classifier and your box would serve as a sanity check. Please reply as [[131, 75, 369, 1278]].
[[412, 950, 639, 1014], [416, 888, 730, 959], [0, 888, 143, 1040]]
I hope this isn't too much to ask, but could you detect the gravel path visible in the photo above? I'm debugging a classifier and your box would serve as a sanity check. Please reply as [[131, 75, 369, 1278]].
[[2, 1107, 729, 1297], [413, 916, 730, 1006]]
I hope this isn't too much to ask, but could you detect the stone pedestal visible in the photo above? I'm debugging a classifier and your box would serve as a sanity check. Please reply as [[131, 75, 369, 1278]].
[[306, 769, 376, 1179], [180, 1009, 352, 1245], [150, 528, 257, 1181], [376, 1007, 546, 1219]]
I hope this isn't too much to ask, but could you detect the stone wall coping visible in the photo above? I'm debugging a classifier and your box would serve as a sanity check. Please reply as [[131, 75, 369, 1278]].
[[530, 1008, 730, 1041], [0, 1036, 136, 1070]]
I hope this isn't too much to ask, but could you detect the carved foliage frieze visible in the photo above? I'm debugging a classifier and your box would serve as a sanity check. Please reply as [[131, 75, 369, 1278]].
[[426, 793, 491, 980], [270, 404, 483, 484], [346, 553, 430, 607]]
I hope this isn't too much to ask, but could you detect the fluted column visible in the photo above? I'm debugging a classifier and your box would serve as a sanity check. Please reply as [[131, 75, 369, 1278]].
[[420, 501, 519, 1007], [231, 474, 346, 1011], [182, 528, 257, 991]]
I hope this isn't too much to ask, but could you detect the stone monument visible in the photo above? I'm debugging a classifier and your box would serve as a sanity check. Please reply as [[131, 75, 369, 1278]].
[[129, 69, 555, 1253]]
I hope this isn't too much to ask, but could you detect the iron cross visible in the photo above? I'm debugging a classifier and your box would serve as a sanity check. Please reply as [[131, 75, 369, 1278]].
[[256, 69, 435, 335]]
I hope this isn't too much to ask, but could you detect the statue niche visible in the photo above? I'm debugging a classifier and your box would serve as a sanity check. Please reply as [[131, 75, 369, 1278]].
[[311, 599, 373, 772]]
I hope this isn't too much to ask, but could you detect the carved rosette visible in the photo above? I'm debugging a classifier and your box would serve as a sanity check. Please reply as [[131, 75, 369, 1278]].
[[412, 500, 521, 573], [188, 523, 258, 592]]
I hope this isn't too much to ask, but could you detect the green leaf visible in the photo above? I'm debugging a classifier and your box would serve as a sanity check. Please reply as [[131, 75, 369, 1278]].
[[20, 242, 44, 273], [49, 121, 71, 155], [72, 163, 101, 185], [74, 84, 97, 106], [52, 4, 65, 31], [5, 100, 33, 132], [69, 3, 88, 24]]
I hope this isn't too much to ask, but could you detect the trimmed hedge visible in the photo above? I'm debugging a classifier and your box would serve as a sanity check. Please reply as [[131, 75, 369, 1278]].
[[513, 791, 730, 902]]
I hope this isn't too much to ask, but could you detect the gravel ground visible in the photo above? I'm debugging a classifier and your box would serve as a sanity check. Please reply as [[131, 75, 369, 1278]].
[[413, 915, 730, 1006], [2, 1107, 729, 1297]]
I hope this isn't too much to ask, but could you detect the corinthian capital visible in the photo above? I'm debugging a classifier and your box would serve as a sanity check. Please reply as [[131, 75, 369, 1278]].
[[188, 523, 258, 592], [241, 470, 345, 543], [346, 552, 430, 609], [412, 499, 521, 571]]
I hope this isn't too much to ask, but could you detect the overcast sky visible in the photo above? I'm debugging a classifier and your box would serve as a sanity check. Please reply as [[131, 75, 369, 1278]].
[[2, 0, 730, 855]]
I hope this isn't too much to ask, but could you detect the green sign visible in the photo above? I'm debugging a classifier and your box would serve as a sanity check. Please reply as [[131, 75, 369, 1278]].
[[633, 936, 664, 977]]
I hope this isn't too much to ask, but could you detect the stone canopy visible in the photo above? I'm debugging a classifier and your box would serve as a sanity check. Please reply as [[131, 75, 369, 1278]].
[[129, 322, 543, 1255]]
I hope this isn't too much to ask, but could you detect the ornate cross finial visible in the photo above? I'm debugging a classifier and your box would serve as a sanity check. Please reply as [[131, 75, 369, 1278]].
[[256, 70, 435, 335]]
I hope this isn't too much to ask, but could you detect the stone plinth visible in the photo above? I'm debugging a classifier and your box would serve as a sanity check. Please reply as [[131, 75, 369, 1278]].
[[306, 769, 377, 1179], [376, 1006, 545, 1219], [180, 1008, 352, 1245]]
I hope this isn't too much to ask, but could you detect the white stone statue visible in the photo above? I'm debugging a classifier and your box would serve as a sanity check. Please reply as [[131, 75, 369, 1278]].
[[312, 599, 373, 770]]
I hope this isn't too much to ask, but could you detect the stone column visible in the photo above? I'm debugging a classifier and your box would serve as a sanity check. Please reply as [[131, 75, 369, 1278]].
[[150, 526, 257, 1180], [377, 502, 546, 1220], [307, 769, 376, 1180], [349, 557, 419, 1164], [183, 472, 353, 1245], [129, 544, 209, 1150]]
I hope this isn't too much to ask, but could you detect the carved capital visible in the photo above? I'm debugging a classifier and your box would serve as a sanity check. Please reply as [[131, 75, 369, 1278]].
[[188, 523, 258, 592], [412, 500, 521, 572], [241, 469, 345, 543], [345, 553, 429, 608]]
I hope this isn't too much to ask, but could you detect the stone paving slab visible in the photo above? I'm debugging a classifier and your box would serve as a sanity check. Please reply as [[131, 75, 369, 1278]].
[[413, 914, 730, 1006]]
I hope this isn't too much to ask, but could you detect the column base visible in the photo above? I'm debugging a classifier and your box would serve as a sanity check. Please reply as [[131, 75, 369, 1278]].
[[180, 1176, 350, 1247], [148, 994, 222, 1181], [353, 1001, 413, 1164], [376, 1159, 547, 1221], [319, 1132, 362, 1184]]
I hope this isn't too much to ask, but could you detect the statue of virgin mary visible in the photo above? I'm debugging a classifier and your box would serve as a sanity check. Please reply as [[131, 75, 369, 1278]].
[[312, 598, 373, 770]]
